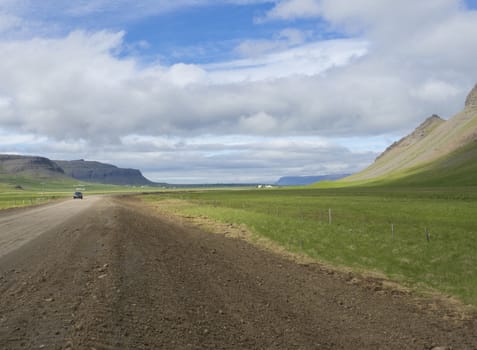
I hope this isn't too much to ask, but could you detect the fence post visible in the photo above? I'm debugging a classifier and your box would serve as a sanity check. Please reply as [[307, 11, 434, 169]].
[[425, 228, 430, 242], [328, 208, 332, 224], [391, 223, 394, 240]]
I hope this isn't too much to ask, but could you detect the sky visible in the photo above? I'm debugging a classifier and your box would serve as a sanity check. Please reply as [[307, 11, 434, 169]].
[[0, 0, 477, 184]]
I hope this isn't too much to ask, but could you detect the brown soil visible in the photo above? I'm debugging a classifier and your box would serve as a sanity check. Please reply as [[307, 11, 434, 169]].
[[0, 196, 476, 349]]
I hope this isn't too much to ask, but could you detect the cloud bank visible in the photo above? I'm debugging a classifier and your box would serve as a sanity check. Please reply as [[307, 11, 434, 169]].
[[0, 0, 476, 183]]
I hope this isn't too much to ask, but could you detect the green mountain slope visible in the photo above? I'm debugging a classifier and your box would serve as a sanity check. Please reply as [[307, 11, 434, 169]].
[[334, 83, 477, 187], [384, 140, 477, 187]]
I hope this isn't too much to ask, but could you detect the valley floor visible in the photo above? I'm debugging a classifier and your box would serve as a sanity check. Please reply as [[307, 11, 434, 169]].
[[0, 196, 475, 349]]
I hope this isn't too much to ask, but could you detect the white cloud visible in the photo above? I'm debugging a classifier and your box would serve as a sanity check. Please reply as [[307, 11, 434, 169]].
[[239, 112, 278, 133], [0, 31, 372, 144], [1, 0, 477, 182], [165, 63, 207, 87], [278, 28, 307, 45], [261, 0, 321, 21], [209, 38, 369, 83], [0, 11, 22, 32], [0, 132, 373, 183], [317, 0, 462, 38], [410, 80, 461, 103], [235, 28, 310, 57]]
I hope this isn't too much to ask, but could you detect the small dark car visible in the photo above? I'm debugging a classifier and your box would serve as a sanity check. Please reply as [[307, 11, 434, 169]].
[[73, 191, 83, 199]]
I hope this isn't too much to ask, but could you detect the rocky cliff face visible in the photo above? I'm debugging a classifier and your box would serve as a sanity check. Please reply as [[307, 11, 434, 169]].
[[0, 155, 65, 177], [375, 114, 445, 161], [465, 83, 477, 110], [55, 159, 154, 186]]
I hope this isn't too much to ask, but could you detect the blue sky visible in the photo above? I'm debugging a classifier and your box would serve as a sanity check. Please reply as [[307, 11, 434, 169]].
[[123, 3, 332, 64], [0, 0, 477, 183], [126, 5, 273, 64]]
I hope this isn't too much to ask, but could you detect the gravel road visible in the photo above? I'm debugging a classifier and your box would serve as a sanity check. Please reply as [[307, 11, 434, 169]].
[[0, 197, 100, 259], [0, 196, 475, 349]]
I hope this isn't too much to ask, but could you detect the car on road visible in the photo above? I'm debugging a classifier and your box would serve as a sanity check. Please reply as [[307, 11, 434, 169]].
[[73, 191, 83, 199]]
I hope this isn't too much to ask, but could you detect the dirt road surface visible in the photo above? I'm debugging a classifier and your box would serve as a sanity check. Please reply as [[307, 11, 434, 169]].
[[0, 196, 475, 349], [0, 197, 101, 259]]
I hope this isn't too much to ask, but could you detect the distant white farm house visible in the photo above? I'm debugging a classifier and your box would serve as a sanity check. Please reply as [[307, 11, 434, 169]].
[[257, 184, 274, 189]]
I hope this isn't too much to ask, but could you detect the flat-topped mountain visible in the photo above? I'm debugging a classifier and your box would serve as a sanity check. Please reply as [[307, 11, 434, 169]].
[[0, 154, 65, 178], [344, 83, 477, 184], [0, 154, 158, 186], [276, 174, 349, 186], [55, 159, 154, 186]]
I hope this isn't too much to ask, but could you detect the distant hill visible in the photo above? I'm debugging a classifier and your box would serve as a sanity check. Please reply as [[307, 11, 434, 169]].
[[341, 83, 477, 186], [276, 174, 350, 186], [54, 159, 156, 186], [0, 155, 66, 178], [0, 154, 160, 186]]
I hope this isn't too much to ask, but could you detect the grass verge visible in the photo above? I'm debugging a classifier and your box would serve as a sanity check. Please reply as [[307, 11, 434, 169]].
[[141, 187, 477, 308]]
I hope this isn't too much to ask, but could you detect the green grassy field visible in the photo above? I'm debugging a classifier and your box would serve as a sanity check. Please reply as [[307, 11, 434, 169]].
[[3, 169, 476, 307], [0, 174, 162, 209], [142, 187, 477, 307]]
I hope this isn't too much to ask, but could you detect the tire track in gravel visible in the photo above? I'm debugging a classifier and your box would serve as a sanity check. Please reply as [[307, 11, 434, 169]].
[[0, 196, 476, 349], [0, 197, 100, 258], [0, 197, 116, 349]]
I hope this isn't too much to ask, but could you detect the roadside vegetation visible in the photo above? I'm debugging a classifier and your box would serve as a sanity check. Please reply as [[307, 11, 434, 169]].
[[142, 186, 477, 307]]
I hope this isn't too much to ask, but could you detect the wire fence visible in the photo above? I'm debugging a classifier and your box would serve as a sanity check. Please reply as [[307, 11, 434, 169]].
[[0, 196, 57, 209]]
